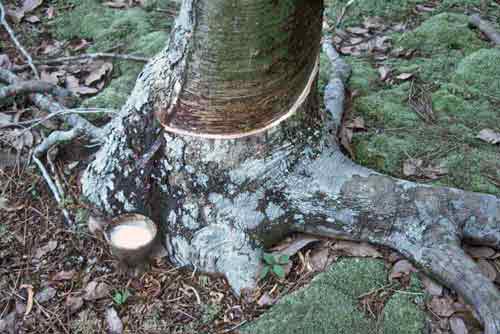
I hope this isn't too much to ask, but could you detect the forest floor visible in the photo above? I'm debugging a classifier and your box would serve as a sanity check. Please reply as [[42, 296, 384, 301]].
[[0, 0, 499, 333]]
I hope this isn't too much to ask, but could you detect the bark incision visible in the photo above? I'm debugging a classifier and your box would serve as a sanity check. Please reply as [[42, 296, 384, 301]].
[[82, 0, 500, 332]]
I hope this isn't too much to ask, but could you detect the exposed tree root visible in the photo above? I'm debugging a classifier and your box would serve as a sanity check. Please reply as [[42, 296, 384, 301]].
[[468, 13, 500, 46], [0, 80, 73, 100]]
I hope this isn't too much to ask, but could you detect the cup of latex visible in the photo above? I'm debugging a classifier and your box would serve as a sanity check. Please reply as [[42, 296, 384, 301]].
[[104, 214, 158, 266]]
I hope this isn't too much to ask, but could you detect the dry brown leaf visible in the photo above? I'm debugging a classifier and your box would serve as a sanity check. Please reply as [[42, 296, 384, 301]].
[[0, 196, 24, 212], [464, 245, 495, 259], [429, 296, 455, 317], [35, 286, 56, 304], [346, 117, 366, 130], [389, 259, 416, 280], [34, 240, 58, 259], [51, 270, 76, 281], [0, 54, 12, 69], [257, 292, 275, 307], [46, 6, 55, 19], [270, 235, 319, 256], [403, 159, 448, 180], [105, 308, 123, 334], [477, 129, 500, 145], [19, 284, 34, 316], [83, 281, 110, 301], [103, 1, 127, 8], [346, 27, 369, 35], [85, 62, 113, 86], [477, 259, 497, 282], [0, 312, 16, 333], [331, 241, 382, 258], [340, 127, 355, 158], [25, 15, 40, 23], [395, 72, 414, 81], [421, 275, 443, 296], [363, 16, 384, 30], [65, 295, 84, 313], [88, 215, 107, 234], [378, 66, 391, 81], [449, 316, 468, 334], [309, 247, 332, 271]]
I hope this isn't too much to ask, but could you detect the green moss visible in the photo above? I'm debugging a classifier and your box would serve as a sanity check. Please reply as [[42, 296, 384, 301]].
[[346, 57, 380, 95], [452, 48, 500, 98], [396, 13, 486, 54], [382, 292, 425, 334], [324, 0, 425, 27], [244, 258, 425, 334]]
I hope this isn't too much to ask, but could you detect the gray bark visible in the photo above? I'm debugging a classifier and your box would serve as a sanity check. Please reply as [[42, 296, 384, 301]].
[[81, 1, 500, 332]]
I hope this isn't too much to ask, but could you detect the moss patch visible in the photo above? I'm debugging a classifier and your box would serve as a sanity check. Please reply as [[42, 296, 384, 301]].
[[344, 7, 500, 196], [53, 0, 172, 108], [244, 258, 425, 334]]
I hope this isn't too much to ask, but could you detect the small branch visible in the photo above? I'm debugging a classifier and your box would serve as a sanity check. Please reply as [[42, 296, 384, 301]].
[[0, 80, 72, 100], [336, 0, 357, 27], [12, 53, 150, 71], [0, 68, 106, 141], [0, 0, 39, 78], [468, 14, 500, 46], [34, 128, 82, 157], [33, 155, 73, 225]]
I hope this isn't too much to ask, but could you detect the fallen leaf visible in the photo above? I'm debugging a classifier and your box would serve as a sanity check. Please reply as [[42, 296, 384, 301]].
[[309, 247, 332, 271], [25, 15, 40, 23], [85, 62, 113, 86], [449, 316, 468, 334], [477, 129, 500, 145], [395, 72, 414, 81], [363, 16, 385, 30], [257, 292, 275, 307], [22, 0, 43, 14], [464, 246, 495, 259], [34, 240, 58, 259], [0, 312, 16, 334], [88, 215, 107, 234], [65, 295, 84, 313], [346, 27, 369, 35], [105, 308, 123, 334], [421, 275, 443, 296], [477, 259, 497, 282], [0, 54, 12, 69], [46, 6, 55, 19], [331, 241, 382, 258], [340, 127, 355, 158], [403, 159, 448, 180], [416, 4, 436, 12], [429, 296, 455, 317], [378, 66, 391, 81], [0, 196, 24, 212], [270, 235, 319, 256], [0, 112, 13, 126], [35, 286, 57, 304], [389, 259, 416, 280], [51, 270, 76, 281], [103, 0, 127, 8], [19, 284, 34, 317], [83, 281, 110, 300], [346, 116, 366, 130]]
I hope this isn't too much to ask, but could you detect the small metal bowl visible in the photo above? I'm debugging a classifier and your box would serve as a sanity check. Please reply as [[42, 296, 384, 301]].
[[104, 214, 158, 266]]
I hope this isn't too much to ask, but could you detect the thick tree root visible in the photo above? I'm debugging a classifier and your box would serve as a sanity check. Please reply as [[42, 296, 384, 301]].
[[80, 9, 500, 333]]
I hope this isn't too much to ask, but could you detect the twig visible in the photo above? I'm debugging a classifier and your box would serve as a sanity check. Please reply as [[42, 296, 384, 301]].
[[0, 80, 72, 100], [0, 68, 106, 140], [33, 155, 73, 225], [0, 0, 39, 78], [468, 14, 500, 46], [336, 0, 357, 27], [222, 321, 248, 333], [0, 108, 117, 130], [13, 52, 150, 71]]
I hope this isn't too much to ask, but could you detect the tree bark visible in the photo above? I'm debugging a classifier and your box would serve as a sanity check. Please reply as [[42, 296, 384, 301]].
[[81, 1, 500, 332]]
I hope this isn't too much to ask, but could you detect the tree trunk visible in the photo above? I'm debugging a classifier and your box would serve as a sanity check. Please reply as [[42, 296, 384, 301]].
[[81, 1, 500, 332]]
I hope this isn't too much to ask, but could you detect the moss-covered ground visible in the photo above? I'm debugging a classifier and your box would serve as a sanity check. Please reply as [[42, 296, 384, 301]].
[[51, 0, 176, 109], [244, 258, 426, 334], [324, 0, 500, 196]]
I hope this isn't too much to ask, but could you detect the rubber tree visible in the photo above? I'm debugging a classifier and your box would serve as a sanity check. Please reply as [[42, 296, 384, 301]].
[[81, 0, 500, 332]]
